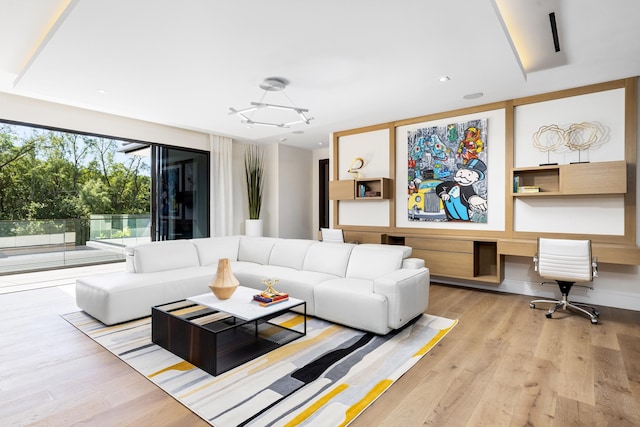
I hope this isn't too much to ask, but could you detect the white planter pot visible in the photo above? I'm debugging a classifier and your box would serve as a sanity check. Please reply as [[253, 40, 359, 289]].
[[245, 219, 263, 237]]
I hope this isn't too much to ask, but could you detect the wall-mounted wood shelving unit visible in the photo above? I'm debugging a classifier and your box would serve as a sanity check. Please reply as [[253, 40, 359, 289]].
[[512, 160, 626, 196]]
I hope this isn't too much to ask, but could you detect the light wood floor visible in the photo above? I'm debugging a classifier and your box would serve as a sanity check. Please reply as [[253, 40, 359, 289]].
[[0, 271, 639, 426]]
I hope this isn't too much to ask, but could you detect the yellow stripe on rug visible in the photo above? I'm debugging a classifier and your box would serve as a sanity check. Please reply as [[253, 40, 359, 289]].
[[149, 360, 195, 378], [414, 318, 459, 357]]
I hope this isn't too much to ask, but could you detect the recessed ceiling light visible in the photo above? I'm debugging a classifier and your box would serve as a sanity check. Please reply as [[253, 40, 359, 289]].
[[97, 89, 107, 94], [463, 92, 484, 100], [439, 76, 450, 82], [279, 137, 287, 142]]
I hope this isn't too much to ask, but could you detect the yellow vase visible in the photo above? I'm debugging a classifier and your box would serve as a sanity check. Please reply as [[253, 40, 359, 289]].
[[209, 258, 239, 299]]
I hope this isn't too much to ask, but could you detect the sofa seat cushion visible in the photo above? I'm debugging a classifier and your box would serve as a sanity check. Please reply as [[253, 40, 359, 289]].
[[314, 278, 389, 334], [229, 260, 261, 272], [233, 265, 338, 316], [76, 267, 216, 325]]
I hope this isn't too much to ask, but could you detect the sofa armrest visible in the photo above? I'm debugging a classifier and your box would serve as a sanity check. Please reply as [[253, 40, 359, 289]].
[[402, 257, 425, 269], [374, 267, 430, 329]]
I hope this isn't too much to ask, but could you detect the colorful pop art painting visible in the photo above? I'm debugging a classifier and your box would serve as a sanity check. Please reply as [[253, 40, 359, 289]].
[[407, 119, 488, 223]]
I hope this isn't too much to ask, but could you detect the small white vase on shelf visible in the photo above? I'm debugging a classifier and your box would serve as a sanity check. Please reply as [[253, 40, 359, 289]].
[[245, 219, 263, 237]]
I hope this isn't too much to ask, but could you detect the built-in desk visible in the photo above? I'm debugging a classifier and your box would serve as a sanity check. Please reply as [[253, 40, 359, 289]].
[[342, 230, 640, 283]]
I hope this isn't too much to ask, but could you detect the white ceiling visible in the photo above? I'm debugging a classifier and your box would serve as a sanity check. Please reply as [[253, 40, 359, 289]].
[[1, 0, 639, 150]]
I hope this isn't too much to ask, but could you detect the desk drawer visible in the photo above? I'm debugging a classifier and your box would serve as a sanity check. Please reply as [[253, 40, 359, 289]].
[[413, 249, 474, 277], [406, 237, 474, 253]]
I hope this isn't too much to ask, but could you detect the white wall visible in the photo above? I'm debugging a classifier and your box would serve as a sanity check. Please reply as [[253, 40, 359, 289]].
[[336, 128, 391, 227], [278, 145, 313, 239], [513, 88, 626, 235], [230, 141, 316, 239]]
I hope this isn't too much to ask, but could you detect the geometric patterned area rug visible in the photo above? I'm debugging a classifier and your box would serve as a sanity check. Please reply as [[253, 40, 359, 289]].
[[63, 311, 457, 427]]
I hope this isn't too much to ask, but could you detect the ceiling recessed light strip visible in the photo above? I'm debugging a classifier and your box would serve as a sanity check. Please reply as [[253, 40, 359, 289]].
[[463, 92, 484, 100]]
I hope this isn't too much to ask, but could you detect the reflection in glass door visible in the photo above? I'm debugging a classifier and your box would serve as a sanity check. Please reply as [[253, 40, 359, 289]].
[[152, 146, 209, 240]]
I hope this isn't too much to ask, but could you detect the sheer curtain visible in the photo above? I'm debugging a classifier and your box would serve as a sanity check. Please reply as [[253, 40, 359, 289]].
[[210, 134, 234, 236]]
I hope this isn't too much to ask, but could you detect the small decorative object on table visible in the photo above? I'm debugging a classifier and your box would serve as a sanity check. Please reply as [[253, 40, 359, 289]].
[[253, 278, 289, 306], [209, 258, 239, 300]]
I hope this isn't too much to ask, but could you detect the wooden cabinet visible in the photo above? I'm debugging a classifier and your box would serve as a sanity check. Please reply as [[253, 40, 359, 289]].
[[329, 180, 355, 200], [512, 160, 626, 196], [343, 230, 385, 244], [402, 236, 500, 283], [329, 178, 392, 200]]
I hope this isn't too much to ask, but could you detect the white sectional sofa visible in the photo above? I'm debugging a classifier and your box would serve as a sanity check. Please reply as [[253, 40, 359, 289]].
[[75, 236, 430, 335]]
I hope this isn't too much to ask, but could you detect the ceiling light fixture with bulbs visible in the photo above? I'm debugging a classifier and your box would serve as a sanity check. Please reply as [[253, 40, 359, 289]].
[[229, 77, 314, 128]]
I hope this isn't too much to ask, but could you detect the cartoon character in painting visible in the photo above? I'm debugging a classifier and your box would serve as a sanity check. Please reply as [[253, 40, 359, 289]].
[[436, 159, 487, 221], [456, 126, 484, 165], [427, 134, 451, 179]]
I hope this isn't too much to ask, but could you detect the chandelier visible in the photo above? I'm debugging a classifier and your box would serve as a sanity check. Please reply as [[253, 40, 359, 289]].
[[229, 77, 314, 128]]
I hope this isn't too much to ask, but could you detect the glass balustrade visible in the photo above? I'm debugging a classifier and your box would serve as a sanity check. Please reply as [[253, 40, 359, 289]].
[[0, 215, 151, 274]]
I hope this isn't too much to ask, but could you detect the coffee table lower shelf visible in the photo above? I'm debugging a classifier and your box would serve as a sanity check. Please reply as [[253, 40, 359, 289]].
[[151, 298, 306, 376]]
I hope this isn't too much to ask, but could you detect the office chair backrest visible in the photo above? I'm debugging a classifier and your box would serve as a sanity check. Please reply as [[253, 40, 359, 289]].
[[537, 237, 593, 282], [320, 228, 345, 243]]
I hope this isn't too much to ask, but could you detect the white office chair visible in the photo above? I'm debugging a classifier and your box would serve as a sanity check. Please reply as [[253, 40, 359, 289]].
[[530, 237, 600, 324], [320, 228, 345, 243]]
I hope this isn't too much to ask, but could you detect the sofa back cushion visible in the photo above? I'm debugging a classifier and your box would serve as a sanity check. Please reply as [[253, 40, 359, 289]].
[[269, 239, 315, 270], [302, 242, 355, 277], [357, 243, 412, 259], [238, 237, 278, 265], [191, 236, 241, 266], [129, 240, 200, 273], [345, 245, 406, 280]]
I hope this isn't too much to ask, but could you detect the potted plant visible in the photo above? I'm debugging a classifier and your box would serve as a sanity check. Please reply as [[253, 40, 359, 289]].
[[244, 145, 264, 236]]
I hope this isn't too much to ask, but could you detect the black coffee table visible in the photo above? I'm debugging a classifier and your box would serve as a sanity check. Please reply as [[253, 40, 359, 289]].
[[151, 286, 306, 376]]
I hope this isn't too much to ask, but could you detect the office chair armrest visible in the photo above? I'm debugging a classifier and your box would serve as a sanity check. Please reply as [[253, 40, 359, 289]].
[[592, 256, 598, 278]]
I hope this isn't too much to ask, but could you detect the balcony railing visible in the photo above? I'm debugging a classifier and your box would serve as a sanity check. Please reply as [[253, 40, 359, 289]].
[[0, 215, 151, 274]]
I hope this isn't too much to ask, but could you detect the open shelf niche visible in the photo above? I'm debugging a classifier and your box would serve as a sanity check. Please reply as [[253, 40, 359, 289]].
[[329, 177, 392, 200]]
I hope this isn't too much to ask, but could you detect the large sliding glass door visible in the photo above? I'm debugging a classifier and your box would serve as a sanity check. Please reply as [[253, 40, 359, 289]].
[[152, 146, 209, 240]]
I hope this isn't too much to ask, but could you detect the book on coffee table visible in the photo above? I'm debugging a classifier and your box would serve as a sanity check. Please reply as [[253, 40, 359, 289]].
[[253, 291, 289, 303], [256, 297, 290, 307]]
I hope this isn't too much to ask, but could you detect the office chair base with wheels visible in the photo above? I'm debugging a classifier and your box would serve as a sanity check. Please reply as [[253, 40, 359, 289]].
[[530, 281, 600, 324]]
